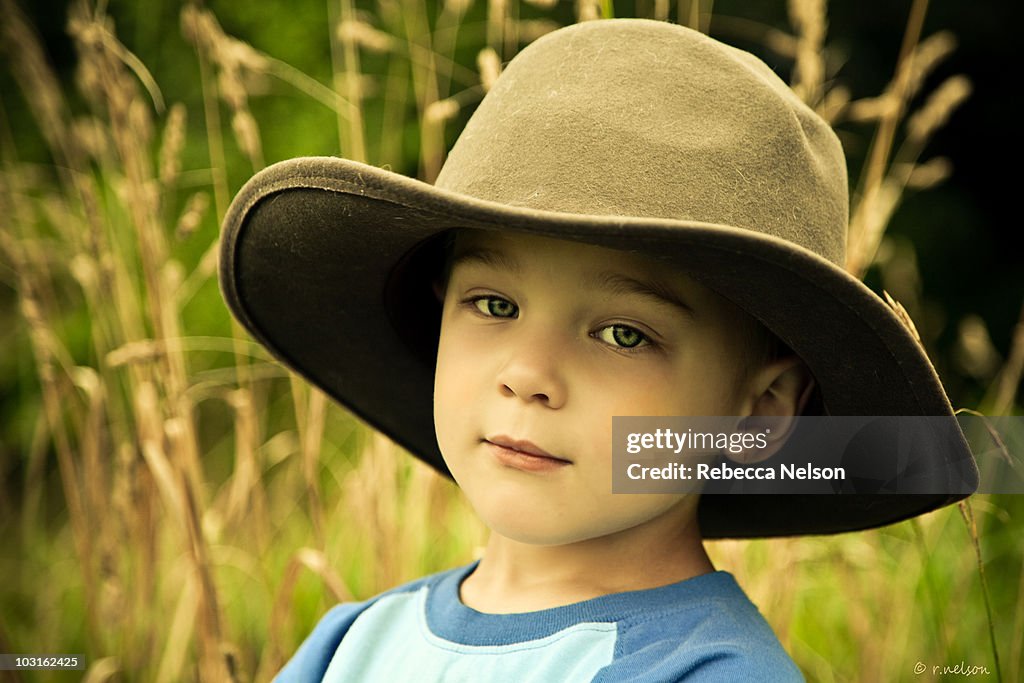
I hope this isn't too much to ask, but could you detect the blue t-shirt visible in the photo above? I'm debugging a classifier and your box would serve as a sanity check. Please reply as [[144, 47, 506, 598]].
[[274, 561, 803, 682]]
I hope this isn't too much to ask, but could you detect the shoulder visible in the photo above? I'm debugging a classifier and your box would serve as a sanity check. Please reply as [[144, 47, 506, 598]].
[[272, 563, 474, 682], [596, 572, 804, 682]]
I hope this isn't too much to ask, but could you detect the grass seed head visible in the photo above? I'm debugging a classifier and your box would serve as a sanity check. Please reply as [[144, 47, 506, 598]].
[[476, 47, 501, 92], [337, 19, 395, 53], [160, 103, 188, 188], [906, 74, 972, 143]]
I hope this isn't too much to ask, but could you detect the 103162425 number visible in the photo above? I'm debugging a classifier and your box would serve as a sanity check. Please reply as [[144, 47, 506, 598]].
[[0, 654, 85, 670]]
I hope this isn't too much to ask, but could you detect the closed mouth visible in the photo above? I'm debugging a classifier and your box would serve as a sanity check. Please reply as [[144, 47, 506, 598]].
[[485, 435, 572, 463]]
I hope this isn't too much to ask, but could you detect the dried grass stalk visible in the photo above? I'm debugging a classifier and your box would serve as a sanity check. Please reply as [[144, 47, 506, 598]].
[[476, 47, 501, 92], [444, 0, 475, 15], [576, 0, 601, 22], [0, 0, 75, 156], [333, 0, 367, 162], [904, 30, 957, 101], [956, 315, 1002, 380], [81, 657, 121, 683], [159, 103, 187, 188], [337, 18, 395, 53], [818, 84, 850, 125], [155, 570, 198, 683], [788, 0, 827, 107], [488, 0, 508, 48], [174, 191, 210, 241], [905, 156, 951, 190], [181, 5, 266, 168], [992, 302, 1024, 414], [883, 291, 922, 344], [224, 388, 267, 536], [268, 547, 356, 671], [906, 74, 971, 143], [845, 0, 948, 277], [424, 98, 460, 124]]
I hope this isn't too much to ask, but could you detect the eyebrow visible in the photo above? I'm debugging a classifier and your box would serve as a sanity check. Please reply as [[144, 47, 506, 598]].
[[450, 245, 694, 319], [586, 271, 695, 319], [449, 246, 521, 274]]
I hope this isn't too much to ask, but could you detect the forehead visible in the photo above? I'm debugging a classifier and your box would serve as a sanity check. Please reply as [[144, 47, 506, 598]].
[[449, 229, 719, 309]]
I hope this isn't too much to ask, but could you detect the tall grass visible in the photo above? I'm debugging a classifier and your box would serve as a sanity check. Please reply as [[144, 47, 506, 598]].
[[0, 0, 1019, 681]]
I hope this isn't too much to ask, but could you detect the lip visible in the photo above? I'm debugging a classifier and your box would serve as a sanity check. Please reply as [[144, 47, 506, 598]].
[[484, 435, 572, 472]]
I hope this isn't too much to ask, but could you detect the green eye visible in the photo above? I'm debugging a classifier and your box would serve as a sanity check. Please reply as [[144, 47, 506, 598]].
[[474, 296, 518, 318], [598, 324, 649, 349]]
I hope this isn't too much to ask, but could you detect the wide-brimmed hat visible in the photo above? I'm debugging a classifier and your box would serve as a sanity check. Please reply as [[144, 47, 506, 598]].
[[219, 18, 977, 537]]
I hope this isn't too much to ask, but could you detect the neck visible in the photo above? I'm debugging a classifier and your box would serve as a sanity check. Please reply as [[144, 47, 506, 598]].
[[459, 497, 714, 614]]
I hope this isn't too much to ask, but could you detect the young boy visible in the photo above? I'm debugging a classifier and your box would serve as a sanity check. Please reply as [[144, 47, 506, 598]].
[[219, 18, 976, 681]]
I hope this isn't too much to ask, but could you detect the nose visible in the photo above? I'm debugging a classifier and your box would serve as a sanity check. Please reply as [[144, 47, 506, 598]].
[[496, 327, 568, 409]]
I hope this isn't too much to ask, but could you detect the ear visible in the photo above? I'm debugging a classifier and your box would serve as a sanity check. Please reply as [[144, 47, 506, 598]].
[[729, 356, 816, 464]]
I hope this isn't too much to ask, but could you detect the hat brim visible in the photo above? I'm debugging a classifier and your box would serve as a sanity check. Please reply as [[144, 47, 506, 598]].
[[220, 156, 977, 538]]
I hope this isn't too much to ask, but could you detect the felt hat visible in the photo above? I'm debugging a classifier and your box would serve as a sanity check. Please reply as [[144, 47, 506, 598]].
[[219, 18, 977, 537]]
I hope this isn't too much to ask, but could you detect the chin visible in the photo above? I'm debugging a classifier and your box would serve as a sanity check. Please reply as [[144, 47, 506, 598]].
[[473, 505, 600, 546], [486, 523, 588, 547]]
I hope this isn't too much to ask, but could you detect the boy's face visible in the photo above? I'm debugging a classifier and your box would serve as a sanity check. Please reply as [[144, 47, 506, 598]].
[[434, 230, 757, 546]]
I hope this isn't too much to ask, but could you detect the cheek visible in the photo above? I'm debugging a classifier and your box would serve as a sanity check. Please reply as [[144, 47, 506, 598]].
[[433, 313, 485, 451], [433, 327, 460, 446], [579, 364, 685, 418]]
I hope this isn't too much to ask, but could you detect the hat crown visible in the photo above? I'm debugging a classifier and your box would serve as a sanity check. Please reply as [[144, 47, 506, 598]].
[[435, 19, 848, 265]]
